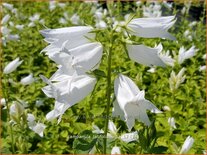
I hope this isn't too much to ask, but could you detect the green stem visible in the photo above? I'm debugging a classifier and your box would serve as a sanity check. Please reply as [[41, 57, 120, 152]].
[[103, 33, 114, 154]]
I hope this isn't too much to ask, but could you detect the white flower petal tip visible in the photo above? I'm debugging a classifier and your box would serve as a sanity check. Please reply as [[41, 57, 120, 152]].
[[40, 26, 95, 54], [3, 57, 23, 74], [127, 16, 176, 40], [179, 136, 194, 154], [111, 146, 121, 154], [114, 74, 161, 130], [127, 44, 166, 67]]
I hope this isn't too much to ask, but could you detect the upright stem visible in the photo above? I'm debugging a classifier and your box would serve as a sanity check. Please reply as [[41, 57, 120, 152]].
[[103, 32, 113, 154]]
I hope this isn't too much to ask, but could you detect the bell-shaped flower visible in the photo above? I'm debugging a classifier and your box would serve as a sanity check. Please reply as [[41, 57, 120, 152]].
[[41, 74, 96, 122], [114, 74, 162, 131], [3, 57, 23, 74], [48, 42, 103, 75], [168, 117, 176, 129], [20, 73, 35, 85], [30, 123, 46, 137], [9, 102, 24, 117], [111, 146, 121, 154], [179, 136, 194, 154], [2, 3, 14, 10], [40, 26, 95, 54], [1, 14, 10, 25], [27, 113, 46, 137], [169, 68, 186, 91], [178, 46, 198, 64], [127, 43, 166, 67], [127, 16, 176, 40]]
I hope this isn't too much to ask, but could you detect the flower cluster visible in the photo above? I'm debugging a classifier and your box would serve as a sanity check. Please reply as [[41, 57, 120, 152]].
[[40, 26, 103, 122], [40, 15, 177, 128]]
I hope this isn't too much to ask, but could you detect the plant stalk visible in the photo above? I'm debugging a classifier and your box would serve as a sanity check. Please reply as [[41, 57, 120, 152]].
[[103, 33, 113, 154]]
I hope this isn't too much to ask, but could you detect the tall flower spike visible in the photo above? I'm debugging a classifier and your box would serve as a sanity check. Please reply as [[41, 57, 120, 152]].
[[114, 74, 162, 131], [127, 16, 176, 40], [127, 43, 166, 67]]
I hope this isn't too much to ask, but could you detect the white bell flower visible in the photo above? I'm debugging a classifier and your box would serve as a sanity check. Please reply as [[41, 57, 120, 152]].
[[127, 43, 166, 67], [178, 46, 198, 64], [20, 73, 35, 85], [179, 136, 194, 154], [1, 14, 11, 25], [168, 117, 176, 129], [41, 74, 96, 122], [111, 146, 121, 154], [40, 26, 95, 54], [3, 57, 23, 74], [29, 123, 46, 137], [114, 74, 162, 131], [169, 68, 186, 91], [127, 16, 176, 40], [2, 3, 14, 10]]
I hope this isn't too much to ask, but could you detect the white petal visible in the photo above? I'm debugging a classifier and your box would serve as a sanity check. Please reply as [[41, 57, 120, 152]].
[[27, 113, 36, 123], [127, 44, 166, 67], [69, 42, 103, 73], [112, 100, 125, 120], [40, 26, 95, 53], [111, 146, 121, 154], [180, 136, 194, 154], [108, 120, 118, 134], [128, 16, 176, 40], [30, 123, 46, 137], [3, 57, 23, 74], [20, 74, 34, 85], [114, 74, 140, 111]]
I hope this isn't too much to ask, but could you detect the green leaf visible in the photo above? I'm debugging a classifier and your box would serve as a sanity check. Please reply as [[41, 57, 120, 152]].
[[73, 130, 97, 153]]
